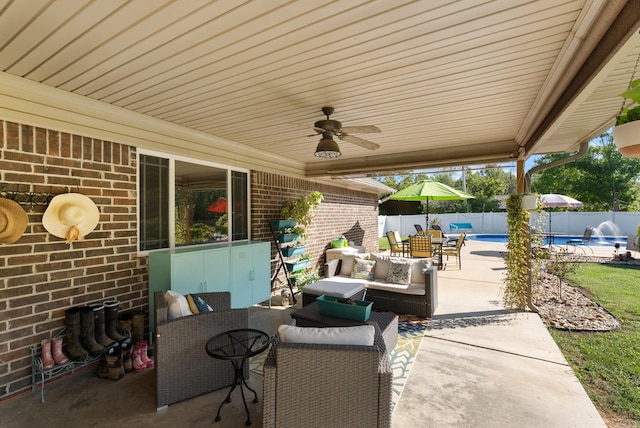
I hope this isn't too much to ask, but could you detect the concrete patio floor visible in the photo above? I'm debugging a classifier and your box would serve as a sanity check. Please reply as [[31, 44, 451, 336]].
[[0, 239, 616, 427]]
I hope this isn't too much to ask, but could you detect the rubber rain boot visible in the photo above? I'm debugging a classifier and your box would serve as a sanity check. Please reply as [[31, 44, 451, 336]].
[[40, 339, 55, 370], [80, 306, 105, 357], [132, 344, 146, 372], [130, 310, 145, 345], [51, 337, 70, 365], [64, 307, 89, 361], [136, 340, 154, 368], [89, 303, 116, 348], [104, 300, 127, 343], [121, 339, 133, 373], [97, 347, 125, 380]]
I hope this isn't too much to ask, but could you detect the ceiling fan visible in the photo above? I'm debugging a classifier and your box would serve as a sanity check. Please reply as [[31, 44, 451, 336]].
[[309, 107, 381, 158]]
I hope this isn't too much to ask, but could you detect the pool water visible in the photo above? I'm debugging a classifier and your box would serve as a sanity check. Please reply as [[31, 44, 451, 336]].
[[466, 234, 627, 247]]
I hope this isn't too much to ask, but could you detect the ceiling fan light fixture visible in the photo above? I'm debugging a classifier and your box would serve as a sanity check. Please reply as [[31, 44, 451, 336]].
[[314, 135, 341, 158]]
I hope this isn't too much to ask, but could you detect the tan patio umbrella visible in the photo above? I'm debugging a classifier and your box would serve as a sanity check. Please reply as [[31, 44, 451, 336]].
[[539, 193, 583, 233]]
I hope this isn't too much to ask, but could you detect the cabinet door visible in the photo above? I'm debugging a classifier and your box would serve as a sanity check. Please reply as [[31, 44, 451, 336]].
[[202, 248, 230, 293], [230, 246, 253, 308], [171, 253, 206, 294], [251, 242, 271, 304]]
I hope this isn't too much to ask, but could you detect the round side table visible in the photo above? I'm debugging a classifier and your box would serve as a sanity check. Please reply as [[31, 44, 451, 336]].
[[205, 328, 270, 426]]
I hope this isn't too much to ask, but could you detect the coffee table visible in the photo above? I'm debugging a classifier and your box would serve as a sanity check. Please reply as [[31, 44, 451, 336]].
[[290, 301, 398, 351]]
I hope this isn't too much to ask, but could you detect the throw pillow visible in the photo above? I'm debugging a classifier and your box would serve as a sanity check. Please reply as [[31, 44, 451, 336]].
[[164, 290, 193, 320], [370, 253, 391, 280], [387, 260, 413, 285], [186, 294, 200, 314], [339, 253, 369, 276], [277, 324, 375, 346], [351, 258, 376, 280], [190, 294, 213, 313]]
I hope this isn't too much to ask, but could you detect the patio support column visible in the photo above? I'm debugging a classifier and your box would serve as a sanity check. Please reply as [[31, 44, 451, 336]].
[[516, 158, 525, 194]]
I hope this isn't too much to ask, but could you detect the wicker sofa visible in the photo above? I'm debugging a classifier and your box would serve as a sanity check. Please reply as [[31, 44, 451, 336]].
[[262, 320, 392, 428], [320, 253, 438, 318], [153, 291, 249, 410]]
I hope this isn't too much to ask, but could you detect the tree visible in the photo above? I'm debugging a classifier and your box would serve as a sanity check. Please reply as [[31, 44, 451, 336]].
[[376, 166, 515, 214], [531, 131, 640, 211]]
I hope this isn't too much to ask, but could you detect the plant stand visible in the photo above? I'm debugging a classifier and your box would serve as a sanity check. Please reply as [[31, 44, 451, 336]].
[[269, 221, 298, 304]]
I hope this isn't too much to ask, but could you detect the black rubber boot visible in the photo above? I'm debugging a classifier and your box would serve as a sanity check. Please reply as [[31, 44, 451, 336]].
[[104, 300, 127, 343], [89, 303, 116, 348], [64, 307, 89, 361], [80, 306, 105, 356], [97, 347, 125, 381], [121, 338, 133, 373]]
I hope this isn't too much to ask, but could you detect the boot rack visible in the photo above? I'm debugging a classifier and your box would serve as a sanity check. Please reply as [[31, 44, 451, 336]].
[[30, 327, 102, 403]]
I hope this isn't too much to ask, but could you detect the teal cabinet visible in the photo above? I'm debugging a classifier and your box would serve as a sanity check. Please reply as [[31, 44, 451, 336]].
[[148, 241, 271, 326], [229, 242, 270, 308]]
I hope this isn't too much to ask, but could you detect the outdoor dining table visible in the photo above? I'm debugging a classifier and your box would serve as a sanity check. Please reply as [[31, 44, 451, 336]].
[[431, 237, 444, 270]]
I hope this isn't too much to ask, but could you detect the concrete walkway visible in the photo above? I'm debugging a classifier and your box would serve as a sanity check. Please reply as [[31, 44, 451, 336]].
[[392, 240, 607, 427]]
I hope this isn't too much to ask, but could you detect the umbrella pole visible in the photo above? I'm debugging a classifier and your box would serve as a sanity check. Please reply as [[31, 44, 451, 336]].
[[425, 199, 429, 230]]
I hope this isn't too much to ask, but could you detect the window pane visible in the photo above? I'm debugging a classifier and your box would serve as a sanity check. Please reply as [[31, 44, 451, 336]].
[[175, 161, 228, 246], [139, 155, 169, 250], [231, 171, 248, 240]]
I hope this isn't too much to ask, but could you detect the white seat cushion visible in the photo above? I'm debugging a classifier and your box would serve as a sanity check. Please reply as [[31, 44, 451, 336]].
[[303, 277, 366, 297], [278, 324, 375, 346], [365, 280, 426, 295]]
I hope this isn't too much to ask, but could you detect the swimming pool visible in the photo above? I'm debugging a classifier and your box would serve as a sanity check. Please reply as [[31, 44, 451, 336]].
[[466, 234, 627, 247]]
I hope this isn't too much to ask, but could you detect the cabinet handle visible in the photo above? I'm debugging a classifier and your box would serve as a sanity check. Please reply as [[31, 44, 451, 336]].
[[249, 269, 255, 281]]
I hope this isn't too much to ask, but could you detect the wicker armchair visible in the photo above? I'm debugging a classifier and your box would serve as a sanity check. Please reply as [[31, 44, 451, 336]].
[[153, 291, 249, 410], [262, 320, 392, 428]]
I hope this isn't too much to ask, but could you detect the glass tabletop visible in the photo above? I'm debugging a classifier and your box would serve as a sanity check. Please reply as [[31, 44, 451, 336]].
[[205, 328, 270, 361]]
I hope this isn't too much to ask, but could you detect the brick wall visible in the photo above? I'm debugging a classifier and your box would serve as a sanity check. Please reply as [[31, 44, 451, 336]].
[[0, 121, 145, 400], [251, 171, 380, 291], [0, 120, 381, 400]]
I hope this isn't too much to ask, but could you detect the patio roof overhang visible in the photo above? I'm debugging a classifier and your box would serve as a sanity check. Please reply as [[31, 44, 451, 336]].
[[0, 1, 639, 181]]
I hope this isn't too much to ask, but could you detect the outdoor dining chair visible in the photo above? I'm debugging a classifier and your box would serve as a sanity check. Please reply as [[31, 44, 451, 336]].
[[442, 233, 466, 268], [387, 230, 409, 257], [409, 235, 433, 259]]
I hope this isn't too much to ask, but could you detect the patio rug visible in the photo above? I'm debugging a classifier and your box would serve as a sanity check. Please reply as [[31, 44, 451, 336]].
[[249, 315, 429, 412]]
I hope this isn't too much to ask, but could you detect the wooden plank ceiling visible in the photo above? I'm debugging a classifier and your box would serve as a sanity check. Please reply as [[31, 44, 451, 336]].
[[0, 0, 639, 177]]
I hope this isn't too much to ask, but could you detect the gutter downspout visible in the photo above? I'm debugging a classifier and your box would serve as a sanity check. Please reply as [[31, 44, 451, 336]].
[[522, 141, 590, 313]]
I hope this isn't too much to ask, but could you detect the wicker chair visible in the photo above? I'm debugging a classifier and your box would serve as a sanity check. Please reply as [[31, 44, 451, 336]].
[[262, 320, 392, 428], [153, 291, 249, 410]]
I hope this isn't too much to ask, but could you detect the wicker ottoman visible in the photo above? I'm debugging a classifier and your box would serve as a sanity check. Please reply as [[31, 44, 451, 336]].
[[290, 301, 398, 352], [302, 279, 366, 306]]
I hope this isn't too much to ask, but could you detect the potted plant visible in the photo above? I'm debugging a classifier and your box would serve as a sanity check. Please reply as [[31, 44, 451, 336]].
[[280, 191, 324, 240], [281, 243, 307, 257], [429, 217, 441, 229], [289, 267, 319, 289], [285, 253, 312, 272], [613, 78, 640, 157]]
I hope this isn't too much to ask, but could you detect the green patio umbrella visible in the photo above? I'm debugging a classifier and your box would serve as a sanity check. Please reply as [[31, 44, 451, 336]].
[[386, 179, 474, 228]]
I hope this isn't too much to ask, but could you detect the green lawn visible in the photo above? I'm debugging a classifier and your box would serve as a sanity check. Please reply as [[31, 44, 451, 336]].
[[550, 263, 640, 423]]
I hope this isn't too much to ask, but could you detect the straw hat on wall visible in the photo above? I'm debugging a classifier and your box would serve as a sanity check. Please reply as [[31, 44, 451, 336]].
[[0, 198, 28, 244], [42, 193, 100, 244]]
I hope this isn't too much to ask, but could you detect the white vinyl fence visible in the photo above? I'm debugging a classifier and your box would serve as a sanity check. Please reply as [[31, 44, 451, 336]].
[[379, 212, 640, 238]]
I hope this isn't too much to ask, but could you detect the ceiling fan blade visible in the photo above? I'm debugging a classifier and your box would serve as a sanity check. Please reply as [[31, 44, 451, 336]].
[[291, 122, 322, 133], [340, 125, 381, 134], [339, 134, 380, 150]]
